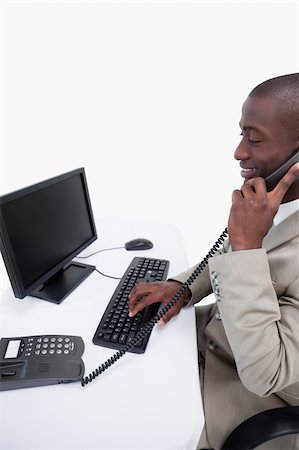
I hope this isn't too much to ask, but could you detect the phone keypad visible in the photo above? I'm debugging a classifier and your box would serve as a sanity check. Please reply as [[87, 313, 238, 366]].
[[20, 336, 75, 358]]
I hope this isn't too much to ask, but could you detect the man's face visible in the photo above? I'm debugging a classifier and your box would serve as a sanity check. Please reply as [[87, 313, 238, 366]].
[[235, 96, 297, 184]]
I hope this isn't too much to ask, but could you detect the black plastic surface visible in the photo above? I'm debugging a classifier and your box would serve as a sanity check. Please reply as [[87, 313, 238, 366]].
[[0, 335, 85, 391], [221, 406, 299, 450]]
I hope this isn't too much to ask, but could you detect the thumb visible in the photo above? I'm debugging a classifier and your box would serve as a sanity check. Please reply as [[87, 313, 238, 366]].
[[157, 311, 173, 326], [157, 301, 183, 326]]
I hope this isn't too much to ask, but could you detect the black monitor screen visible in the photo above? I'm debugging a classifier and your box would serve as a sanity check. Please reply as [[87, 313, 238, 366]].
[[0, 168, 97, 303]]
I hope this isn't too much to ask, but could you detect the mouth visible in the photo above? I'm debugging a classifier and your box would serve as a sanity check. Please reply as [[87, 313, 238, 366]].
[[240, 168, 258, 181]]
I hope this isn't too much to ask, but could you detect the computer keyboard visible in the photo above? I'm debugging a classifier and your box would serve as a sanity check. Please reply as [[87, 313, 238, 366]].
[[92, 256, 169, 353]]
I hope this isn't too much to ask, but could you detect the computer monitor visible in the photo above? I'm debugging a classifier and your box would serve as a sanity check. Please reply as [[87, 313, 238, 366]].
[[0, 168, 97, 304]]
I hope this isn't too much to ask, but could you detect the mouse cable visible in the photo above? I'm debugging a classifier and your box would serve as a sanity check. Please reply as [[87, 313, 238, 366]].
[[94, 268, 121, 281], [76, 247, 125, 280], [76, 246, 125, 258]]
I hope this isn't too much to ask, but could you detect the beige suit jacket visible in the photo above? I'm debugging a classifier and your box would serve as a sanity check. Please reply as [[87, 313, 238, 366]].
[[174, 210, 299, 450]]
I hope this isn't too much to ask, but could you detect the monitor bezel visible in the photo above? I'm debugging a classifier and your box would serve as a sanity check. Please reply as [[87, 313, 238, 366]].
[[0, 168, 97, 299]]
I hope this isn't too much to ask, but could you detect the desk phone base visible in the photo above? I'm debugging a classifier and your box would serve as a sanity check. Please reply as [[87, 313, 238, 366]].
[[0, 335, 85, 391]]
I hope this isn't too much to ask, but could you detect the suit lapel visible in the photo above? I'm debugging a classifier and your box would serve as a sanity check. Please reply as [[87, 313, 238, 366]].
[[263, 210, 299, 252]]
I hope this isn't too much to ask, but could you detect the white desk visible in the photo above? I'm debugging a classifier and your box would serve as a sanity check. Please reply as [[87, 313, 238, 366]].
[[0, 218, 203, 450]]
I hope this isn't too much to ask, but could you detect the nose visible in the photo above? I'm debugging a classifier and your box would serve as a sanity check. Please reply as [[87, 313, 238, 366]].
[[234, 139, 250, 162]]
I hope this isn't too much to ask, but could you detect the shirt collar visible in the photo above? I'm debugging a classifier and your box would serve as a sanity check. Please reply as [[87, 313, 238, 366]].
[[273, 198, 299, 227]]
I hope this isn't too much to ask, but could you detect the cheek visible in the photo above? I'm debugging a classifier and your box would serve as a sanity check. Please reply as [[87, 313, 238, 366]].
[[251, 148, 282, 176], [258, 152, 290, 177]]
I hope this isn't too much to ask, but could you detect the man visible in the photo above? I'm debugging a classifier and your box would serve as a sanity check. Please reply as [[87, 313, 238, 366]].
[[129, 73, 299, 449]]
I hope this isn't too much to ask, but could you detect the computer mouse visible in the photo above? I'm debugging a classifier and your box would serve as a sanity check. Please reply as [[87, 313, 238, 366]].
[[125, 238, 154, 251]]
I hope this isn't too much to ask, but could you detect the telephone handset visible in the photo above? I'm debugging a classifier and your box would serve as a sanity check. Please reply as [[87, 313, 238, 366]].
[[81, 149, 299, 386], [0, 335, 84, 390], [265, 148, 299, 191]]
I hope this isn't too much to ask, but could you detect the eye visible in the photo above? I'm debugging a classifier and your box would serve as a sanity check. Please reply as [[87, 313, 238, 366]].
[[239, 133, 260, 144], [248, 138, 261, 144]]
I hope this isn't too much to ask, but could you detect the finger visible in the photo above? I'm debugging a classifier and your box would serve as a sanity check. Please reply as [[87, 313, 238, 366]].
[[270, 162, 299, 204], [160, 307, 180, 324], [157, 298, 185, 326], [128, 283, 153, 309], [128, 293, 159, 317], [157, 308, 176, 327], [232, 189, 243, 202], [245, 177, 267, 197], [241, 183, 256, 198]]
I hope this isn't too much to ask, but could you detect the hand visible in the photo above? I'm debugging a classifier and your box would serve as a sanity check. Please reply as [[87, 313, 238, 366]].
[[228, 162, 299, 251], [128, 281, 191, 326]]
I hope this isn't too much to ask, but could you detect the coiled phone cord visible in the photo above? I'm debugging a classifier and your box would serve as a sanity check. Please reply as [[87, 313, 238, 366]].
[[81, 227, 228, 386]]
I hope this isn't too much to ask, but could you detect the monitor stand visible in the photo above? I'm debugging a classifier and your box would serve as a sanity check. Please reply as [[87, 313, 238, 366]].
[[31, 262, 95, 304]]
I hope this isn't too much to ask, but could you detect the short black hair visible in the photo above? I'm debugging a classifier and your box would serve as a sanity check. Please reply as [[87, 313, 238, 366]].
[[249, 73, 299, 100], [249, 73, 299, 142]]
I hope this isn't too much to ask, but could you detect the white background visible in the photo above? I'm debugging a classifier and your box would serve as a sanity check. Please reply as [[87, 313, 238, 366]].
[[0, 0, 298, 291]]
